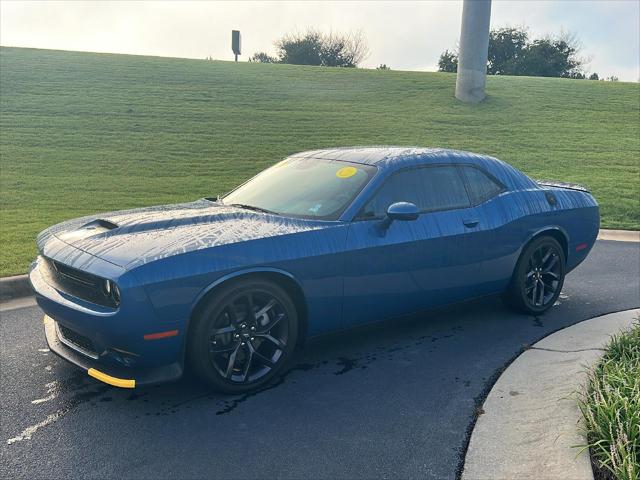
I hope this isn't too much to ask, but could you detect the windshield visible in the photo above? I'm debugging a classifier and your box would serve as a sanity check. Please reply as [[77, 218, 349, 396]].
[[221, 157, 377, 220]]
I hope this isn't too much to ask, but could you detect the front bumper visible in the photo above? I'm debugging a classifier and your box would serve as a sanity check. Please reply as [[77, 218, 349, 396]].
[[30, 254, 185, 388], [44, 315, 183, 388]]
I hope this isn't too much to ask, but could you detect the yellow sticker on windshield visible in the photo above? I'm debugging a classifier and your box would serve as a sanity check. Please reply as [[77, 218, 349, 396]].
[[336, 166, 357, 178]]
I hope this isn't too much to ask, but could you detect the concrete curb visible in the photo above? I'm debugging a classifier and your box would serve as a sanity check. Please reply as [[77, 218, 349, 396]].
[[0, 274, 31, 303], [597, 229, 640, 242], [0, 229, 637, 303], [462, 308, 640, 480]]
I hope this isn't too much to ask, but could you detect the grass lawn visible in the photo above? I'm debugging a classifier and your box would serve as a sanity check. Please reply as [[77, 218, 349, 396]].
[[579, 322, 639, 480], [1, 46, 639, 276]]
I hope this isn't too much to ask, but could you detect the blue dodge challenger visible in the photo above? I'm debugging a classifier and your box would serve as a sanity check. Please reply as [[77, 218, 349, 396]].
[[30, 147, 599, 392]]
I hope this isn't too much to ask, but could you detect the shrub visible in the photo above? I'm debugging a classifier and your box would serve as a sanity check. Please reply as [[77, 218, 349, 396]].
[[249, 52, 279, 64], [578, 323, 640, 480], [437, 49, 458, 73], [250, 29, 369, 68]]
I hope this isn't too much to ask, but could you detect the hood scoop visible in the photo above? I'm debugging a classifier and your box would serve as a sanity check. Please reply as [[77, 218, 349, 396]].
[[58, 219, 119, 242]]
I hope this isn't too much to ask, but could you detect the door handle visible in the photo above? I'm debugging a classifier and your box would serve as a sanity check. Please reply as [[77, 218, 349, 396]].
[[463, 219, 479, 228]]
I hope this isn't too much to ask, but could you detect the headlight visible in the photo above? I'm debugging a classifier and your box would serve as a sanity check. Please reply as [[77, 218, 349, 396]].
[[112, 282, 121, 305], [102, 279, 121, 306]]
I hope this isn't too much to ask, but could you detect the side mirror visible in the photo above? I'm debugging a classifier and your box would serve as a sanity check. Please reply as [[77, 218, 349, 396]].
[[379, 202, 419, 230]]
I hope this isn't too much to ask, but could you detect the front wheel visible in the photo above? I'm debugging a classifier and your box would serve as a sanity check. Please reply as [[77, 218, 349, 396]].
[[503, 236, 566, 315], [187, 279, 299, 393]]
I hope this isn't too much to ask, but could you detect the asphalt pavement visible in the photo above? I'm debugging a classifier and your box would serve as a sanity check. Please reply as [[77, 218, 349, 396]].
[[1, 240, 639, 480]]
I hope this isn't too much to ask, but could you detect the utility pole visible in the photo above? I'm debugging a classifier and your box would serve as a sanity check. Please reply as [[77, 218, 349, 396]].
[[455, 0, 492, 103]]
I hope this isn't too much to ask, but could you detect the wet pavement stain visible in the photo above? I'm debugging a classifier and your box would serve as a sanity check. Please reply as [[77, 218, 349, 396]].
[[334, 357, 359, 375], [331, 331, 458, 375], [144, 362, 327, 418], [16, 323, 465, 431], [127, 392, 149, 401], [215, 362, 323, 415], [6, 373, 111, 445]]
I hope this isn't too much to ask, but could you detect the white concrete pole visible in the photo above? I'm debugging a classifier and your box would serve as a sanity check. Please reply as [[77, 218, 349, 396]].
[[455, 0, 492, 103]]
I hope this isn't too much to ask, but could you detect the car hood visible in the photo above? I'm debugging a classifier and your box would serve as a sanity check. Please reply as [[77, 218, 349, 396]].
[[37, 199, 330, 269]]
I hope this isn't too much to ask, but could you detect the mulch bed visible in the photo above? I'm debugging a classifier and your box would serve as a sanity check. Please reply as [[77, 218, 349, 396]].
[[590, 447, 616, 480]]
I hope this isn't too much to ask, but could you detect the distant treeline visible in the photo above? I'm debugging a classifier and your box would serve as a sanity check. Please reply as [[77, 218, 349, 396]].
[[438, 26, 618, 81], [245, 25, 618, 80]]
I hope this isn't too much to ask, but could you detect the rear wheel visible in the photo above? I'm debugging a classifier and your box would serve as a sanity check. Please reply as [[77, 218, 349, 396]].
[[188, 279, 298, 393], [503, 236, 566, 315]]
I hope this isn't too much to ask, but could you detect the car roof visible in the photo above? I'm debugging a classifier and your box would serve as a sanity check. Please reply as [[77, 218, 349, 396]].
[[290, 146, 494, 169], [289, 146, 538, 192]]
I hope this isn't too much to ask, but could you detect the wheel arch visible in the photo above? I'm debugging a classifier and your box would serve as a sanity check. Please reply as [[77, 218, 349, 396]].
[[507, 226, 569, 287], [187, 268, 309, 342], [525, 226, 569, 261]]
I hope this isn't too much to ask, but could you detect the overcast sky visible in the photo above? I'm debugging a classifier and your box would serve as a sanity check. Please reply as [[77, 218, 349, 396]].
[[1, 1, 638, 81]]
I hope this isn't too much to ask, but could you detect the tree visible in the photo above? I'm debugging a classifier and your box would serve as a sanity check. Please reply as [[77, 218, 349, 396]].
[[251, 29, 369, 68], [248, 52, 279, 63], [517, 37, 584, 78], [376, 64, 391, 70], [276, 30, 324, 66], [487, 27, 528, 75], [437, 49, 458, 73], [320, 31, 369, 67], [438, 26, 588, 79], [589, 72, 599, 80]]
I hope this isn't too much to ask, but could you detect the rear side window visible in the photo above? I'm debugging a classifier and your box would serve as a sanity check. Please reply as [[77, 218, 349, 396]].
[[460, 166, 504, 205], [359, 165, 470, 218]]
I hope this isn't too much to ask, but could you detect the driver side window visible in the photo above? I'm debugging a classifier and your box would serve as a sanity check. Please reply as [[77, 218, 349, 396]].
[[358, 165, 470, 219]]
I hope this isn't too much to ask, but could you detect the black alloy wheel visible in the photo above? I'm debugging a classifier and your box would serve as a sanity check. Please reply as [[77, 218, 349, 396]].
[[524, 243, 563, 309], [188, 279, 298, 393], [504, 236, 566, 315]]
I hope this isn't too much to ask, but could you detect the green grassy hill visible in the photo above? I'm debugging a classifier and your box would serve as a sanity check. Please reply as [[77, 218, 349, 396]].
[[1, 46, 638, 276]]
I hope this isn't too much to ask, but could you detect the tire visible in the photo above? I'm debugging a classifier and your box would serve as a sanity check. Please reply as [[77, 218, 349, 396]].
[[187, 278, 299, 393], [503, 236, 566, 315]]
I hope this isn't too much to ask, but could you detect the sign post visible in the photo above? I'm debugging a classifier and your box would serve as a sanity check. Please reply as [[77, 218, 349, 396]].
[[232, 30, 241, 62]]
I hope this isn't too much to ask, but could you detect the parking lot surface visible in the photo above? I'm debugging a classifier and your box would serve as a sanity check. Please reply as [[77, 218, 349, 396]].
[[1, 240, 638, 479]]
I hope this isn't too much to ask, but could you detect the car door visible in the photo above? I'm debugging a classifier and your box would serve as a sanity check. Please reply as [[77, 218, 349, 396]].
[[457, 164, 513, 293], [342, 165, 484, 328]]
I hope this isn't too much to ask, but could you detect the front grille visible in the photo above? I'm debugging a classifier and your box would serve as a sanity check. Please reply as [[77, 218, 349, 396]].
[[52, 260, 100, 287], [57, 323, 99, 359], [41, 258, 118, 308]]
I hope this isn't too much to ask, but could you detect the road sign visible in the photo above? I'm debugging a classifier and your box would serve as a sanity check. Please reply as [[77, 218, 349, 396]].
[[232, 30, 241, 62]]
